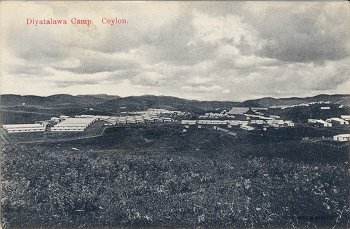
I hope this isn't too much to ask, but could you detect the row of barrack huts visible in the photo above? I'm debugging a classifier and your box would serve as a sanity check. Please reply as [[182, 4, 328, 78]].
[[1, 108, 182, 133]]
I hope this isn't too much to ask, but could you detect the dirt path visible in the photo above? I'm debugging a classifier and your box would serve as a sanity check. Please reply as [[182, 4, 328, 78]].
[[0, 129, 9, 144]]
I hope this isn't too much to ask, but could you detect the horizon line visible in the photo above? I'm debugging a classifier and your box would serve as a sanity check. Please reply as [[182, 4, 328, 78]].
[[1, 93, 349, 103]]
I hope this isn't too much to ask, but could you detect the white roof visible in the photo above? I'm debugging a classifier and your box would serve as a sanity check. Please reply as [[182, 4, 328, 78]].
[[181, 120, 197, 123], [240, 125, 254, 130], [245, 114, 274, 120], [54, 124, 89, 127], [3, 123, 44, 129], [334, 134, 350, 137], [54, 118, 95, 127], [316, 120, 330, 124], [329, 118, 346, 122], [228, 107, 250, 114]]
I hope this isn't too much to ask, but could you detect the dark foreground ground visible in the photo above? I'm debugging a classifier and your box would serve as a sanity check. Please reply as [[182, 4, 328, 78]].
[[1, 125, 349, 229]]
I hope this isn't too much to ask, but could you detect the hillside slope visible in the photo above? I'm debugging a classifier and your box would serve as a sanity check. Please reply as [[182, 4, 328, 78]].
[[243, 94, 350, 107]]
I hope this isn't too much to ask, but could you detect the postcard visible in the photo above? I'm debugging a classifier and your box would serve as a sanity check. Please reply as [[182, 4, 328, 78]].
[[0, 1, 349, 229]]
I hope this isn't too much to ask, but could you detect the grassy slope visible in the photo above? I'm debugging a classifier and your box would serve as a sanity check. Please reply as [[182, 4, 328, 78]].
[[1, 125, 349, 229]]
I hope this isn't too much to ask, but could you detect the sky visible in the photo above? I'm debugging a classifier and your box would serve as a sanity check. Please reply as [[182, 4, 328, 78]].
[[1, 1, 349, 101]]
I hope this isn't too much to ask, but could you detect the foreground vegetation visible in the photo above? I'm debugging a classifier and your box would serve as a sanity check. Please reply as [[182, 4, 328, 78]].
[[1, 126, 349, 228]]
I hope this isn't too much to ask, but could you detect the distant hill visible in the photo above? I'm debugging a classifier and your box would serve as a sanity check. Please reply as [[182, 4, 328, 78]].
[[76, 94, 121, 100], [0, 94, 239, 113], [0, 94, 114, 108], [1, 94, 349, 113], [242, 94, 350, 107], [95, 95, 240, 113]]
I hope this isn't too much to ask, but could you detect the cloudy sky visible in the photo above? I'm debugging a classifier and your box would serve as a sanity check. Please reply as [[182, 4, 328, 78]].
[[1, 1, 349, 101]]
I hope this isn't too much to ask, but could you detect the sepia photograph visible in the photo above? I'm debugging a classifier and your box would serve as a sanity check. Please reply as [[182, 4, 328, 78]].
[[0, 1, 349, 229]]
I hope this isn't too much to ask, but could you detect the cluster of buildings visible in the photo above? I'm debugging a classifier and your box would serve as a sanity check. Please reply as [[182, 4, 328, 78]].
[[198, 111, 236, 119], [2, 116, 98, 133], [181, 117, 295, 131], [326, 118, 349, 125], [129, 108, 184, 116], [181, 108, 295, 132], [308, 117, 349, 128], [307, 119, 333, 128], [269, 101, 338, 110], [340, 115, 350, 121], [116, 115, 174, 124], [1, 108, 183, 133], [306, 115, 350, 142], [228, 107, 250, 115], [122, 108, 185, 123], [333, 134, 350, 142], [182, 120, 248, 126], [197, 107, 280, 121], [197, 107, 271, 119], [2, 103, 350, 143], [52, 110, 180, 130]]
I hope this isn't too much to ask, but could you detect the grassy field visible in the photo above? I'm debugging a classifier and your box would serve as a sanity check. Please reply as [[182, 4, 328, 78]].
[[1, 125, 349, 229]]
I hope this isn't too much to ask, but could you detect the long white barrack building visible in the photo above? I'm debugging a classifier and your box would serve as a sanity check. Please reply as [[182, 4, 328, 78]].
[[2, 124, 46, 133]]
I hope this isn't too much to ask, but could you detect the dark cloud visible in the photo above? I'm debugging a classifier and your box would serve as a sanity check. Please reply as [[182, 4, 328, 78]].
[[245, 4, 350, 63], [257, 21, 348, 63]]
